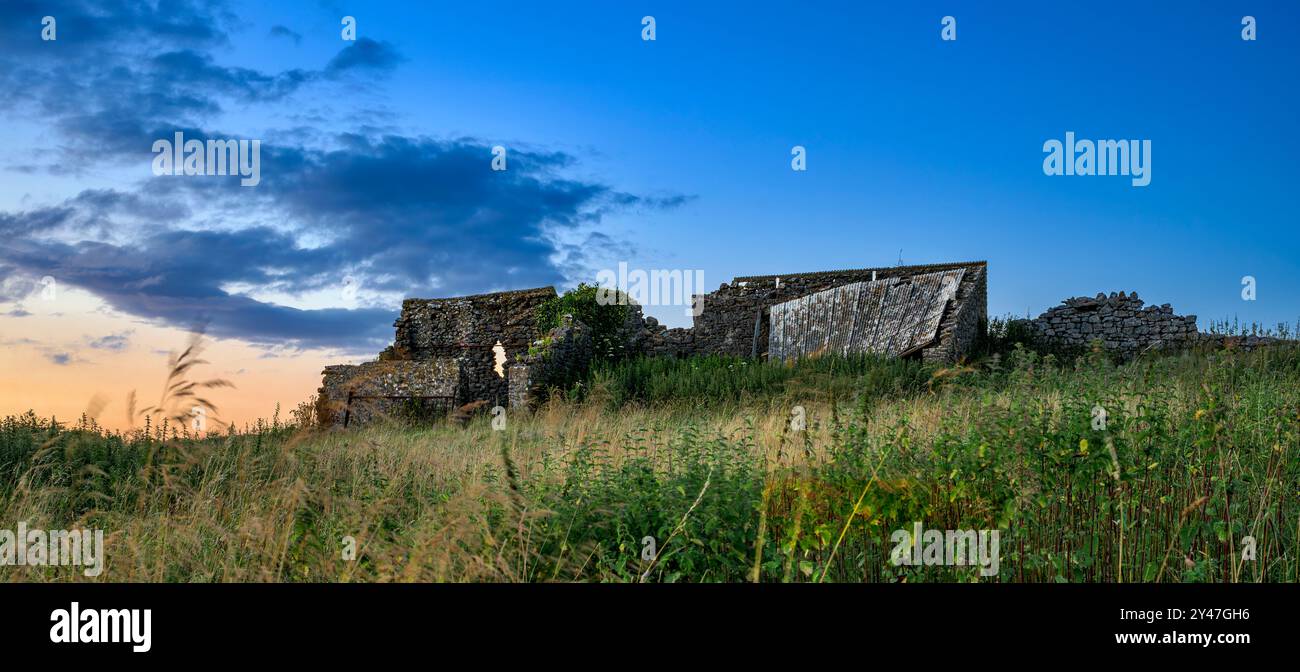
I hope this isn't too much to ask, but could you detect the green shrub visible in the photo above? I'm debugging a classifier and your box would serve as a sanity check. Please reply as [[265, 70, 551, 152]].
[[977, 315, 1038, 356], [535, 283, 631, 363]]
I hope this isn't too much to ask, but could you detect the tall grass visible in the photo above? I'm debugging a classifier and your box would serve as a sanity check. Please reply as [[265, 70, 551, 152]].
[[2, 344, 1297, 582], [586, 353, 934, 410]]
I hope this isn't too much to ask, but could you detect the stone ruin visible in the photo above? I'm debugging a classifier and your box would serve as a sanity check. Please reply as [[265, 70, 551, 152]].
[[507, 314, 593, 411], [639, 261, 988, 363], [1026, 291, 1197, 359], [319, 359, 463, 428], [317, 261, 1296, 427], [387, 286, 556, 402], [317, 261, 990, 427], [318, 260, 1300, 427], [1026, 291, 1285, 360], [317, 287, 555, 427]]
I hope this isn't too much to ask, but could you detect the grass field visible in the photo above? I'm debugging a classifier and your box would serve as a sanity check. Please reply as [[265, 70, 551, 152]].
[[2, 341, 1298, 583]]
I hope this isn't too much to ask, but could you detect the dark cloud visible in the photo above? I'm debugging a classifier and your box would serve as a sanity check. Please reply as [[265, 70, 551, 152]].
[[0, 0, 232, 57], [0, 211, 397, 350], [47, 353, 72, 366], [149, 49, 315, 103], [0, 1, 399, 164], [268, 25, 302, 45], [325, 38, 405, 76], [0, 0, 689, 352], [0, 131, 653, 350]]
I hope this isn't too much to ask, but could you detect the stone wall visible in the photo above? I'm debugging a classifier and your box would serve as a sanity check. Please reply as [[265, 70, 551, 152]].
[[922, 263, 987, 363], [508, 315, 593, 411], [1027, 292, 1198, 359], [1199, 333, 1285, 352], [391, 286, 556, 404], [317, 359, 463, 427], [631, 301, 697, 358]]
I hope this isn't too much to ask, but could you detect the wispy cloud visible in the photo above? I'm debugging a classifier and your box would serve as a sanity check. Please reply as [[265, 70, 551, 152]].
[[268, 25, 302, 45], [86, 330, 133, 352]]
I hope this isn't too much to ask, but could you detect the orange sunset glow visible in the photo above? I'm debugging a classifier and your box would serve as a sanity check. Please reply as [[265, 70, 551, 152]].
[[0, 286, 354, 432]]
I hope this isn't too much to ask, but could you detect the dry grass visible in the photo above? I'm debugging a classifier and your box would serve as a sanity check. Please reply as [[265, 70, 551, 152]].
[[3, 344, 1298, 582]]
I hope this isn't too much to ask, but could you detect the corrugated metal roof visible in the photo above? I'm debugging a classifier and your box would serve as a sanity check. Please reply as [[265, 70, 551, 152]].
[[768, 269, 965, 361], [735, 260, 985, 283]]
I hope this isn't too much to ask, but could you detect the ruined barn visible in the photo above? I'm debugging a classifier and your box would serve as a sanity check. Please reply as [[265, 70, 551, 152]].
[[318, 287, 555, 427], [318, 261, 989, 426], [641, 260, 988, 364], [389, 286, 557, 402], [766, 267, 976, 362]]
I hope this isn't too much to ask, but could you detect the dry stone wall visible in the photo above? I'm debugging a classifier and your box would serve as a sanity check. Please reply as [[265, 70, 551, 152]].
[[317, 359, 463, 427], [508, 315, 593, 410], [641, 319, 697, 358], [1027, 292, 1198, 359], [1199, 333, 1285, 352], [390, 287, 556, 405], [922, 263, 987, 363]]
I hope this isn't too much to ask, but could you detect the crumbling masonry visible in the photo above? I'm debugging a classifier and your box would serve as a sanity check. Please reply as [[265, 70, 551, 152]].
[[318, 287, 555, 426], [318, 262, 990, 426], [318, 261, 1290, 426], [1026, 291, 1284, 359], [315, 257, 1291, 426], [1026, 291, 1198, 359]]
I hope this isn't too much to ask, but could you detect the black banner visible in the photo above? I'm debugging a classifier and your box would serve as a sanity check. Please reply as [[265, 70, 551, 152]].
[[0, 583, 1290, 662]]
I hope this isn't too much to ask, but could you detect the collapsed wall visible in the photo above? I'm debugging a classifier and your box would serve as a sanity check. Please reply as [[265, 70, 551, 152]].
[[389, 287, 556, 404], [318, 359, 463, 427], [1026, 292, 1198, 359], [508, 315, 593, 411]]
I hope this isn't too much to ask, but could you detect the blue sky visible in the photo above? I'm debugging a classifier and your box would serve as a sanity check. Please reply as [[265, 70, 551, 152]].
[[1, 0, 1297, 351]]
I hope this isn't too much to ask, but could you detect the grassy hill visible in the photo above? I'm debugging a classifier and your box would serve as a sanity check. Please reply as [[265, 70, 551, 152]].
[[3, 343, 1298, 582]]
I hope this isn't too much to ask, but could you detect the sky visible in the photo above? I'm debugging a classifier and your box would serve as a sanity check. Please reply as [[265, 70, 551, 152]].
[[1, 1, 1297, 430]]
